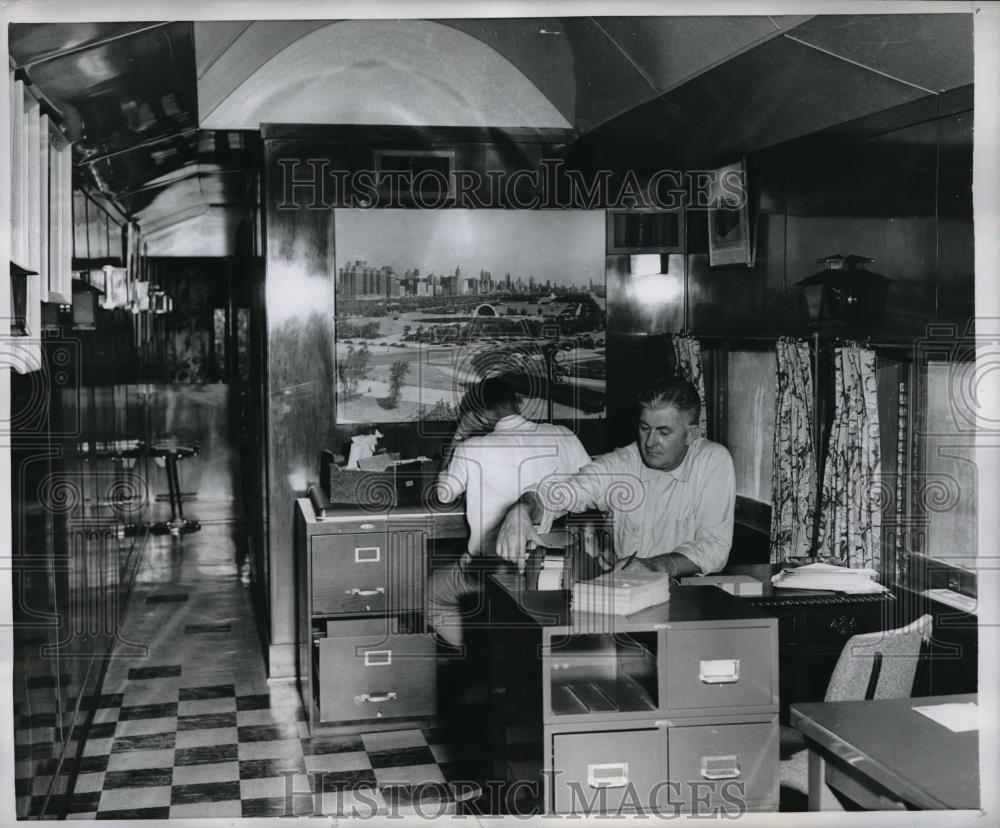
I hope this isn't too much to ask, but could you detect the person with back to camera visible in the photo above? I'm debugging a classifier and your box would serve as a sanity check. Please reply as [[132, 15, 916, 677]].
[[429, 374, 591, 648], [494, 376, 736, 578]]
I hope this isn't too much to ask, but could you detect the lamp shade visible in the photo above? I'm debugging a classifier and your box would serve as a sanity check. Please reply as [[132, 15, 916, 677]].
[[795, 254, 892, 327]]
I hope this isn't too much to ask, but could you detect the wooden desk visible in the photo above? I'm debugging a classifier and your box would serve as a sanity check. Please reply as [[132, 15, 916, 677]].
[[791, 694, 979, 810], [484, 573, 780, 815]]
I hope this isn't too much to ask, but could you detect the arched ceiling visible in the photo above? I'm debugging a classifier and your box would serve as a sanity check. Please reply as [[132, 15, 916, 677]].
[[7, 13, 974, 242], [199, 20, 571, 129]]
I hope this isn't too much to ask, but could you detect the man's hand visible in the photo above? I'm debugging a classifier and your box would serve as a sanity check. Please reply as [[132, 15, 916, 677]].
[[615, 554, 658, 573], [495, 504, 543, 573]]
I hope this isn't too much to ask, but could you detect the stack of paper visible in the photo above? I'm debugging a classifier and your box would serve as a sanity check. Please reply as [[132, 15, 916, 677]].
[[573, 570, 671, 615], [771, 562, 886, 593]]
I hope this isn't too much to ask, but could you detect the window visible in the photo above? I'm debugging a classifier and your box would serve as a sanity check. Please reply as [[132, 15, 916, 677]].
[[725, 350, 776, 503], [919, 360, 977, 567]]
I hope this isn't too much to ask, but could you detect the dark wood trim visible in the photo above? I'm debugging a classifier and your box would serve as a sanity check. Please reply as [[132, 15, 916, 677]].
[[735, 495, 771, 535]]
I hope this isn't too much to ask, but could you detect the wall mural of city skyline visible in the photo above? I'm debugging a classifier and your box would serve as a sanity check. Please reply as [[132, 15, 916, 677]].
[[333, 209, 607, 424]]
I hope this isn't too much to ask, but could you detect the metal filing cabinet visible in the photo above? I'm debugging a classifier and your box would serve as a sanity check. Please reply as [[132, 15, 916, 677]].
[[295, 498, 467, 734], [486, 575, 780, 815]]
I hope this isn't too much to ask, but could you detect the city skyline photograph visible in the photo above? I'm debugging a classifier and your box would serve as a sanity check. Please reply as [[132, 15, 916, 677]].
[[335, 208, 605, 289]]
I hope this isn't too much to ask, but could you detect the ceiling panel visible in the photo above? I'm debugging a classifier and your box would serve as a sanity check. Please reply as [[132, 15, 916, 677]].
[[195, 20, 331, 122], [8, 22, 164, 67], [571, 34, 931, 171], [595, 15, 800, 94], [441, 18, 580, 125], [26, 21, 198, 161], [785, 13, 973, 93], [194, 20, 253, 77]]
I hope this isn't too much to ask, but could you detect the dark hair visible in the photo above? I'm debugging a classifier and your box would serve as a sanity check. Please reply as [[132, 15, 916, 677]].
[[636, 376, 701, 425], [460, 374, 520, 418]]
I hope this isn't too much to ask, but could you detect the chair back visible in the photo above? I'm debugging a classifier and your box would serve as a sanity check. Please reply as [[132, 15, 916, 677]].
[[824, 614, 932, 702]]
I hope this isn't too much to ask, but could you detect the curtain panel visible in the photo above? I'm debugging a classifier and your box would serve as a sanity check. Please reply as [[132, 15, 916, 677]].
[[817, 345, 882, 570], [671, 333, 707, 437], [769, 338, 818, 562]]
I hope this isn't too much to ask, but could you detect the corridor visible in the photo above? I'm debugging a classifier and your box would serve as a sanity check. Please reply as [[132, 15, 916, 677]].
[[55, 522, 484, 819]]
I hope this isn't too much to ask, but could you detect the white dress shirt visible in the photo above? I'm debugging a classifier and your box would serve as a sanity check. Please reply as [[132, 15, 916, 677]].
[[437, 414, 592, 556], [536, 438, 735, 574]]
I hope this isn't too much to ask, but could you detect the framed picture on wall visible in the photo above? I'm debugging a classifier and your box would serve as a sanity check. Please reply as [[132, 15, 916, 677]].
[[333, 208, 607, 425], [707, 159, 753, 267]]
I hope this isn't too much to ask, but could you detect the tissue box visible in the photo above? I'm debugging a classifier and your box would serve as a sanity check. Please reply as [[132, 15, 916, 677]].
[[320, 452, 437, 508]]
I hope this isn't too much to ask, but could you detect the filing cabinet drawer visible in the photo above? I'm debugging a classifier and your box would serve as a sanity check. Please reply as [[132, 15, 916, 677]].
[[311, 533, 423, 616], [667, 721, 777, 811], [663, 626, 775, 710], [552, 729, 666, 813], [316, 633, 436, 723]]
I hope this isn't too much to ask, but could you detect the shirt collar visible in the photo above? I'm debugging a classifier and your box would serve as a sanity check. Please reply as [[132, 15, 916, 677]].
[[493, 413, 529, 431], [638, 437, 701, 483]]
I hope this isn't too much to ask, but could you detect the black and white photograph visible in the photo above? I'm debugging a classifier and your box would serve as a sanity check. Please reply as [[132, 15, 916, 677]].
[[1, 1, 997, 825]]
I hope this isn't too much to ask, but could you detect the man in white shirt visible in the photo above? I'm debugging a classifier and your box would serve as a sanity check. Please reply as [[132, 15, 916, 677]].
[[430, 375, 591, 647], [495, 377, 735, 578]]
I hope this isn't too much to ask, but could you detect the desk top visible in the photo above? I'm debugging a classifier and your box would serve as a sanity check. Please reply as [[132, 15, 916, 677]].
[[791, 694, 979, 809], [298, 495, 465, 525], [488, 571, 774, 635]]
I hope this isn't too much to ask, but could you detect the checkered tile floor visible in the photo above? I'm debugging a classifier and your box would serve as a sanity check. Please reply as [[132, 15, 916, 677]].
[[29, 523, 486, 819]]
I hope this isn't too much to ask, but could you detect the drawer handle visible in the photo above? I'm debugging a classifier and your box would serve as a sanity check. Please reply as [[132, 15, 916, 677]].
[[355, 691, 397, 704], [587, 762, 628, 789], [364, 650, 392, 666], [699, 658, 740, 684], [700, 754, 741, 780], [346, 587, 385, 597], [355, 546, 381, 562]]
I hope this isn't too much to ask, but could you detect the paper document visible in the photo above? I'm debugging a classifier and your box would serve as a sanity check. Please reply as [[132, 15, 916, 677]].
[[771, 562, 886, 592], [912, 702, 979, 733]]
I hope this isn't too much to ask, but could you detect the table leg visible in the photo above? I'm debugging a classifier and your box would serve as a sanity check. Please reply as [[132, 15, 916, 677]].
[[151, 452, 201, 535], [807, 749, 844, 811]]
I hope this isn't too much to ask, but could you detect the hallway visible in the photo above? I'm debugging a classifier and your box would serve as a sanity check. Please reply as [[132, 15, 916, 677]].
[[59, 522, 484, 819]]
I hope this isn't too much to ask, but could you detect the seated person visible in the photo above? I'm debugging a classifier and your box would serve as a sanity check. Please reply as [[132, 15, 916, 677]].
[[495, 376, 735, 577], [429, 375, 591, 647]]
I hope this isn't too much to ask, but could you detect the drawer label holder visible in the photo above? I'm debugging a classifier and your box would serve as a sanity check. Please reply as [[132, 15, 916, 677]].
[[354, 546, 381, 562], [363, 650, 392, 666]]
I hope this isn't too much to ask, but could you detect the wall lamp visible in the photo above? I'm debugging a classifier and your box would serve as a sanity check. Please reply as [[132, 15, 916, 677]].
[[795, 254, 892, 328]]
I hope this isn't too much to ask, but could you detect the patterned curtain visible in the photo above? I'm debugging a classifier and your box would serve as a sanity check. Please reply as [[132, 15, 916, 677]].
[[671, 333, 707, 436], [817, 345, 882, 570], [769, 338, 818, 562]]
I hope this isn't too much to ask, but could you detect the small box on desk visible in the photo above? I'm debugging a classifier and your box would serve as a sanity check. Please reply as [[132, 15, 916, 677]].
[[679, 574, 763, 596], [319, 450, 437, 508]]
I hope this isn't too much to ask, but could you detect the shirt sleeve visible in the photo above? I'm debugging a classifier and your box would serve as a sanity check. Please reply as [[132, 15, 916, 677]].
[[436, 444, 470, 503], [669, 445, 736, 574], [536, 447, 632, 523]]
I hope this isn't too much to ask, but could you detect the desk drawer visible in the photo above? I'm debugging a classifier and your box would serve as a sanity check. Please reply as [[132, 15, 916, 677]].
[[311, 533, 423, 616], [552, 728, 666, 813], [667, 721, 777, 810], [663, 626, 774, 710], [316, 633, 436, 723]]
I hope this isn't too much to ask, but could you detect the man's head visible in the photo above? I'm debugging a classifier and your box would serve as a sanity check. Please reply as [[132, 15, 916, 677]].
[[636, 377, 701, 471], [461, 374, 520, 431]]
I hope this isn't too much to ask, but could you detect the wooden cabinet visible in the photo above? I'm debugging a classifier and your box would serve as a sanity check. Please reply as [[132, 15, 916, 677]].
[[485, 575, 780, 815], [295, 498, 466, 734]]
